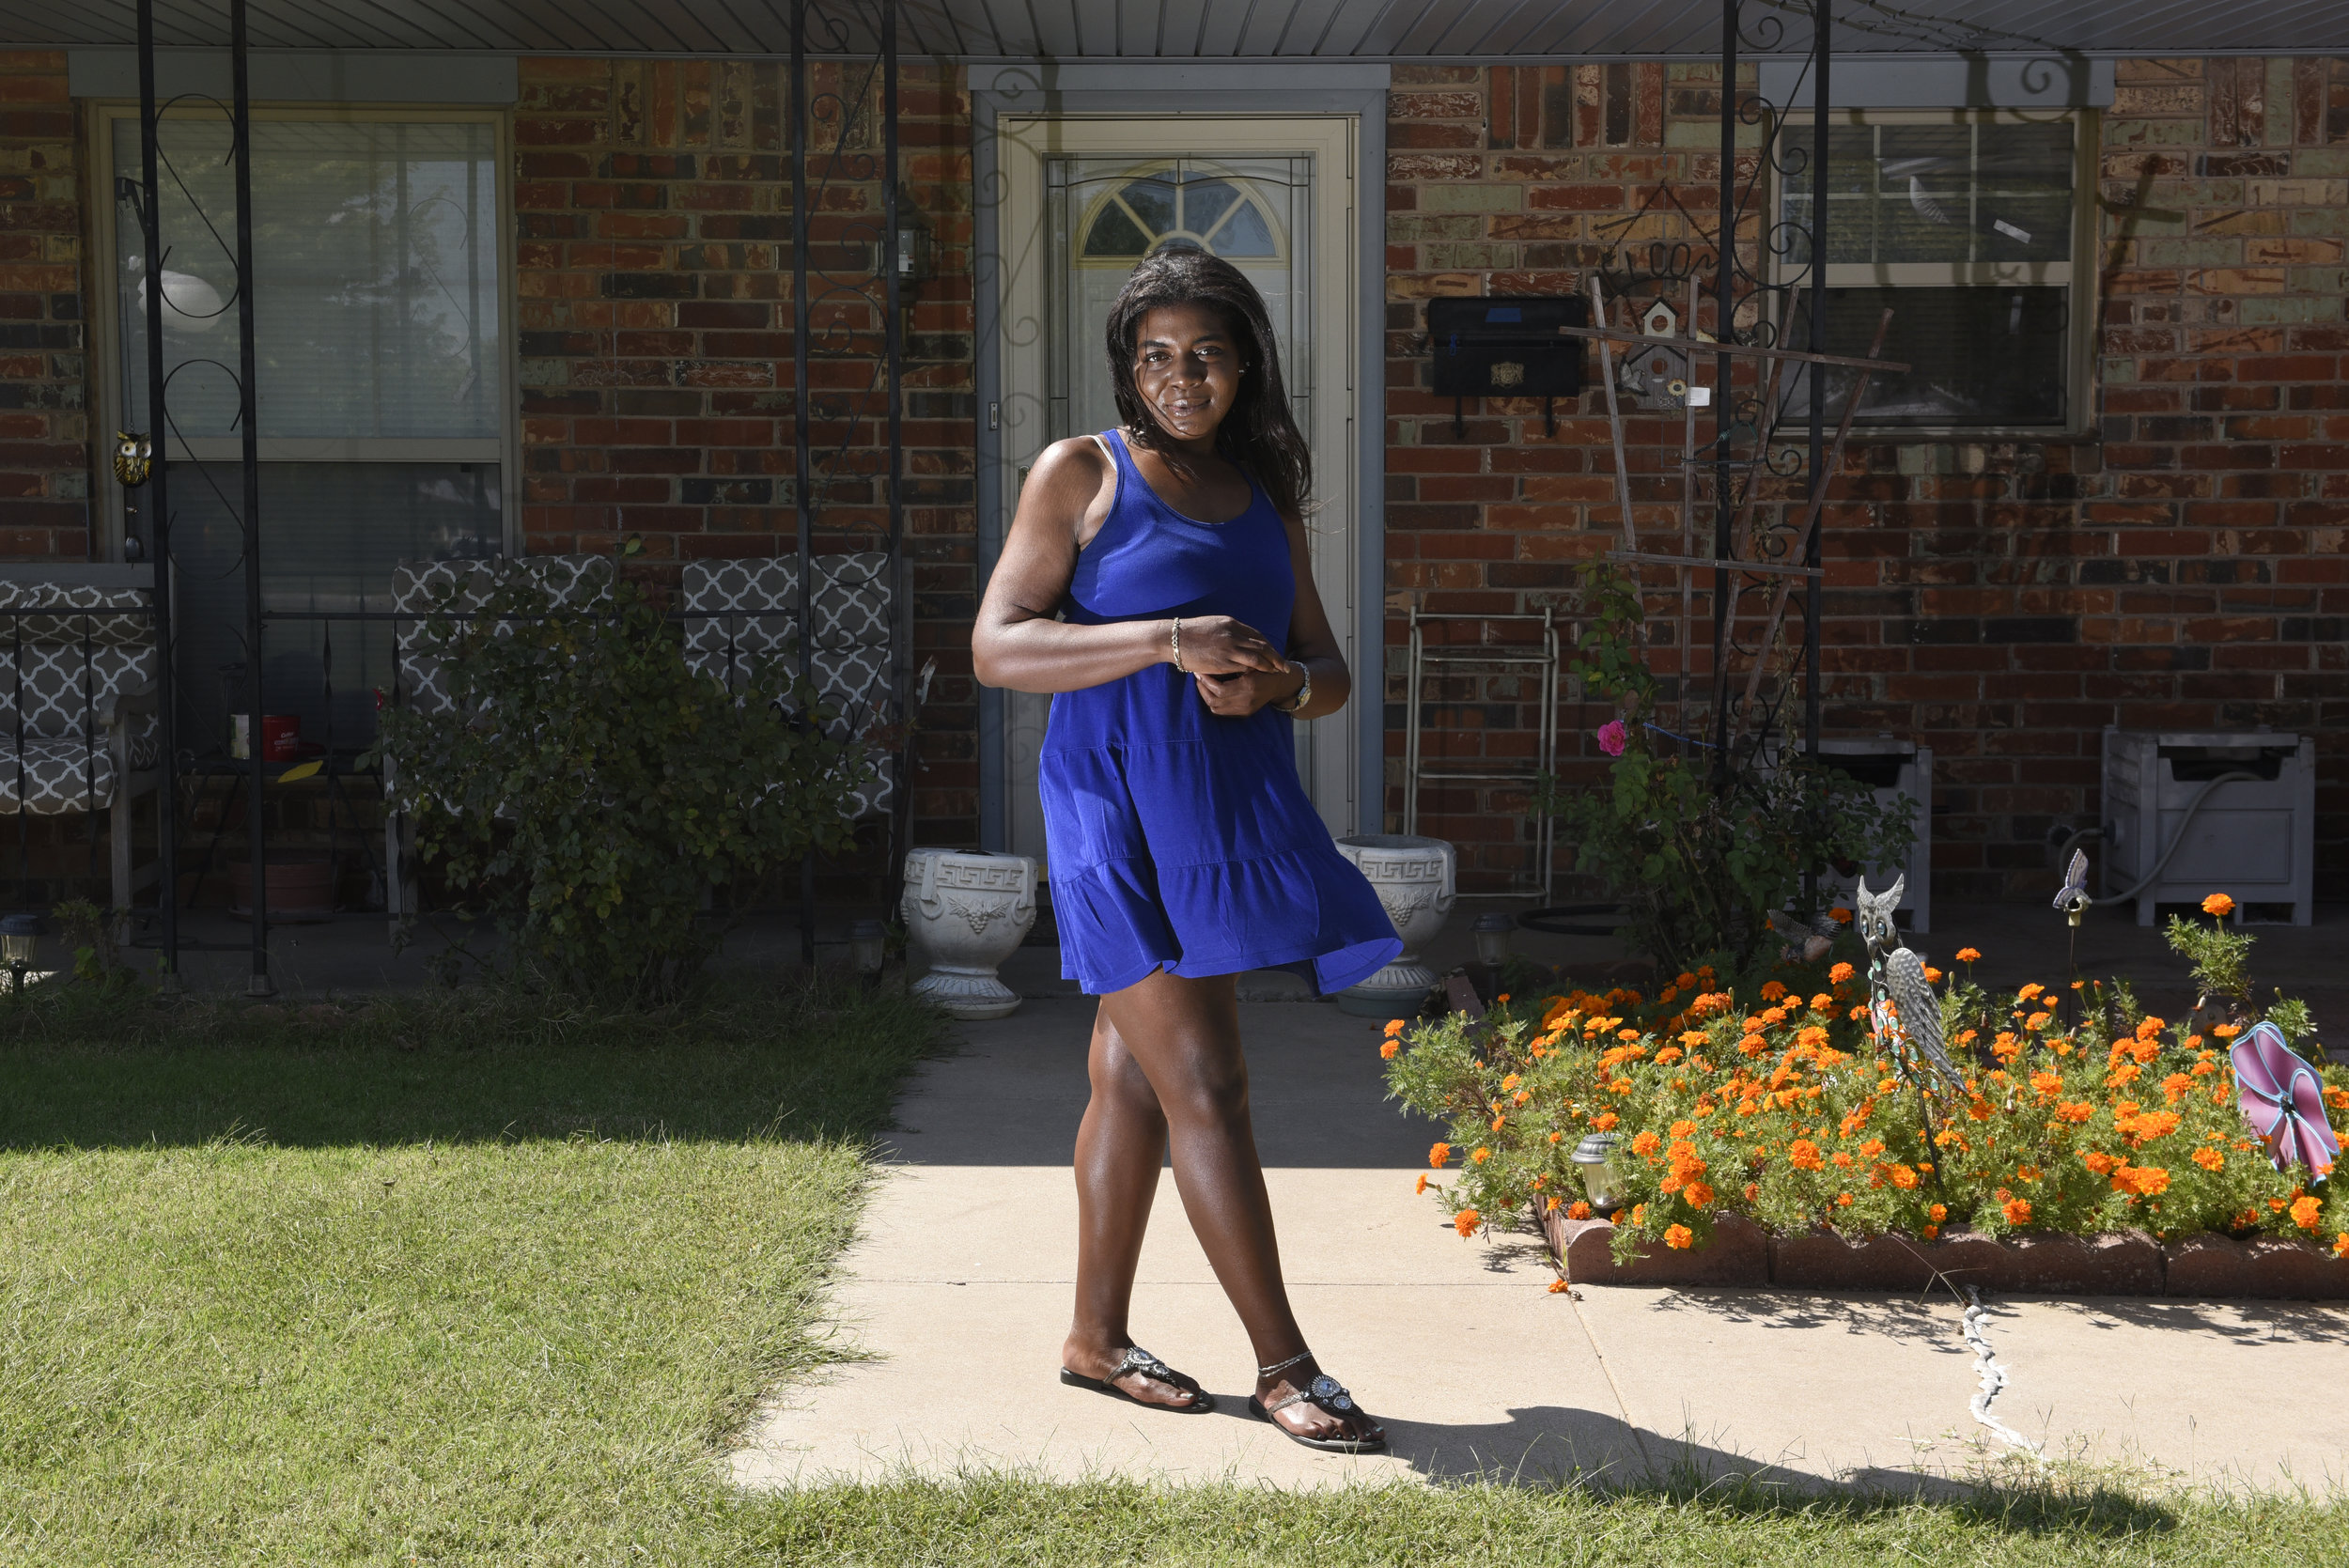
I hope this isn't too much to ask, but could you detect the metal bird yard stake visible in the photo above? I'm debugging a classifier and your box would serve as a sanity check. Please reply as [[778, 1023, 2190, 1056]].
[[1856, 876, 1969, 1180]]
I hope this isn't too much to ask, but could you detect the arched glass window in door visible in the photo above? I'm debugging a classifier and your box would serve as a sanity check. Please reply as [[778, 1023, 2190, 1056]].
[[1077, 163, 1285, 265]]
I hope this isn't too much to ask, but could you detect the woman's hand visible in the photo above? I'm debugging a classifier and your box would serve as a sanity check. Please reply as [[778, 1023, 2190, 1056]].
[[1193, 664, 1309, 719], [1174, 615, 1286, 677]]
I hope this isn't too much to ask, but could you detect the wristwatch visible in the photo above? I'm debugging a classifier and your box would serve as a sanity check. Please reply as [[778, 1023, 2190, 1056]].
[[1275, 662, 1313, 714]]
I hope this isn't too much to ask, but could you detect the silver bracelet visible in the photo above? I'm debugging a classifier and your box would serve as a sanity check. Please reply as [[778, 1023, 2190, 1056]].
[[1170, 616, 1185, 674], [1275, 660, 1313, 714], [1256, 1348, 1314, 1378]]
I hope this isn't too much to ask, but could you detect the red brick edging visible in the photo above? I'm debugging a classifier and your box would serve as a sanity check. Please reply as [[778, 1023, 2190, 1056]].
[[1535, 1208, 2349, 1299]]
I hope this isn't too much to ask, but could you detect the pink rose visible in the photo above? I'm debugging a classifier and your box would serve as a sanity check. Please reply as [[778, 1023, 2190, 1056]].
[[1597, 719, 1627, 757]]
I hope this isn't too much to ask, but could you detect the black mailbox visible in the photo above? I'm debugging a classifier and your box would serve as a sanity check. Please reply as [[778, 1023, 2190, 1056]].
[[1427, 295, 1587, 399], [1426, 294, 1586, 437]]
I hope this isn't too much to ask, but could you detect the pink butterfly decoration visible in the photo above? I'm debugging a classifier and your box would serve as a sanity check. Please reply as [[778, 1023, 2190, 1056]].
[[2232, 1021, 2341, 1179]]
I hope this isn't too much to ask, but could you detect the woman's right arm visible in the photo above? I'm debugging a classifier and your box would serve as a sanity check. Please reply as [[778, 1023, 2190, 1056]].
[[972, 438, 1284, 694]]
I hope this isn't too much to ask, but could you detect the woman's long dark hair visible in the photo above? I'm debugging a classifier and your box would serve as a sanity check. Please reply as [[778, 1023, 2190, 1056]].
[[1104, 248, 1314, 518]]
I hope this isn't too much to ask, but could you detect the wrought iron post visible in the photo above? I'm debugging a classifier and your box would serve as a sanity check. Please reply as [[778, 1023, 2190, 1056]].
[[230, 0, 269, 993], [1710, 0, 1737, 774], [1805, 4, 1830, 765], [789, 5, 817, 967], [134, 0, 179, 981], [880, 0, 914, 934]]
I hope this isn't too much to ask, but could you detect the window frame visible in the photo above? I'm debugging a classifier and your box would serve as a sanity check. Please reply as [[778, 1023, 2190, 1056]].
[[1769, 104, 2100, 441], [86, 100, 518, 563]]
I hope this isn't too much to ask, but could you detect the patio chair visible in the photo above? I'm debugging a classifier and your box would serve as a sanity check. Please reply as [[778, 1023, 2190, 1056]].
[[680, 551, 894, 818], [0, 567, 167, 918], [381, 554, 614, 925]]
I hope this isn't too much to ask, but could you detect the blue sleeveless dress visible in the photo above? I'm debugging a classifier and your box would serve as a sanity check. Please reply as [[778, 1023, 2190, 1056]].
[[1039, 430, 1402, 996]]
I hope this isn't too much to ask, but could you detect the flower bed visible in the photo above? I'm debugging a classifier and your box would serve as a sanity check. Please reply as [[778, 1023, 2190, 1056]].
[[1383, 902, 2348, 1296]]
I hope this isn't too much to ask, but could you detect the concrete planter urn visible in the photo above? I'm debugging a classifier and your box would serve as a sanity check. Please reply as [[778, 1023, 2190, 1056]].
[[1331, 833, 1455, 1017], [902, 849, 1036, 1020]]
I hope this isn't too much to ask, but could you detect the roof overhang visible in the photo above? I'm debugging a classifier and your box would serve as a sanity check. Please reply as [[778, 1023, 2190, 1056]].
[[3, 1, 2340, 60]]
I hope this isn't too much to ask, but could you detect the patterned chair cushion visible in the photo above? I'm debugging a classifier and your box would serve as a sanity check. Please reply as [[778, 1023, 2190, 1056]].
[[0, 582, 159, 815], [681, 552, 895, 818], [390, 555, 614, 717], [0, 734, 154, 815]]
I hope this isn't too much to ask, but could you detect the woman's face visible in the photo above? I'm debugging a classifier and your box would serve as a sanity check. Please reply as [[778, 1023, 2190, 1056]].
[[1129, 302, 1244, 445]]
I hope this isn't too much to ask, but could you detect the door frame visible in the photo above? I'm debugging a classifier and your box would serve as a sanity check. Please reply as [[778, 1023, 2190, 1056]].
[[972, 62, 1390, 852]]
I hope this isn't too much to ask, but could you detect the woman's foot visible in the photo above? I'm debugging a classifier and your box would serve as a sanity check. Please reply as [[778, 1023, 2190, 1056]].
[[1251, 1356, 1385, 1451], [1060, 1338, 1213, 1411]]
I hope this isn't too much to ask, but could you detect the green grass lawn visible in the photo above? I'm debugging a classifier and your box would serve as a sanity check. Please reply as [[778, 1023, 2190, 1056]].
[[0, 979, 2338, 1565]]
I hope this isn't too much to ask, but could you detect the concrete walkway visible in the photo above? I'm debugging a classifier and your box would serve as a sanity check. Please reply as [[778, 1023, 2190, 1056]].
[[732, 993, 2349, 1495]]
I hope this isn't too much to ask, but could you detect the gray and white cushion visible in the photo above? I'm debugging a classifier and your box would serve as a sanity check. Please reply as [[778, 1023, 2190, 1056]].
[[682, 552, 895, 818], [0, 583, 159, 816]]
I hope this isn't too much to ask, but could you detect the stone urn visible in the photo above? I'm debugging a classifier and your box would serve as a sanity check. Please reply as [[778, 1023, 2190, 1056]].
[[1331, 833, 1455, 1017], [902, 848, 1037, 1020]]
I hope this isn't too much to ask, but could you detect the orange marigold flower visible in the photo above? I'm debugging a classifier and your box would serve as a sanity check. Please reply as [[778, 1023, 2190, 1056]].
[[2291, 1195, 2323, 1231], [1455, 1208, 1481, 1237], [1921, 1224, 1940, 1240], [1655, 1047, 1684, 1065], [1788, 1139, 1824, 1171], [1849, 1004, 1871, 1021], [1383, 1017, 1407, 1038], [2327, 1086, 2349, 1110], [1379, 1040, 1400, 1060], [2335, 1235, 2349, 1259], [1686, 1181, 1715, 1207], [1836, 1193, 1855, 1207], [1890, 1164, 1920, 1190], [1743, 1182, 1760, 1203], [1739, 1033, 1768, 1056], [2211, 1023, 2240, 1040], [1629, 1203, 1646, 1226], [1668, 1119, 1698, 1139], [1809, 993, 1832, 1013], [1859, 1138, 1886, 1157], [1831, 1151, 1855, 1169], [1496, 994, 1510, 1005], [2081, 1150, 2116, 1175], [1548, 1277, 1570, 1293], [1664, 1224, 1694, 1250], [1471, 1146, 1492, 1164], [1830, 907, 1852, 925], [1429, 1141, 1452, 1169], [2201, 893, 2235, 918], [1923, 967, 1943, 984], [1415, 1172, 1429, 1194], [2161, 1072, 2193, 1105], [2135, 1016, 2165, 1043], [2015, 1165, 2042, 1183], [1929, 1203, 1948, 1222], [2017, 983, 2046, 1002], [2192, 1148, 2225, 1172], [2002, 1198, 2033, 1226], [1630, 1129, 1661, 1157], [1829, 962, 1856, 984], [2052, 1101, 2092, 1124], [2025, 1012, 2053, 1032], [1568, 1200, 1593, 1220], [1759, 980, 1789, 1001], [1955, 947, 1982, 963], [1594, 1112, 1620, 1131]]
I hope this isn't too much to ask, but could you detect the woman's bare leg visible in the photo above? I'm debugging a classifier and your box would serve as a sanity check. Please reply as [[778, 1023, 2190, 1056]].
[[1062, 1001, 1200, 1406], [1075, 967, 1378, 1443]]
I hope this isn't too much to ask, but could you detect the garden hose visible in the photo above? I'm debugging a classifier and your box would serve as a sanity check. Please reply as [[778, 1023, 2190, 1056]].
[[2052, 769, 2260, 908], [1516, 903, 1624, 937]]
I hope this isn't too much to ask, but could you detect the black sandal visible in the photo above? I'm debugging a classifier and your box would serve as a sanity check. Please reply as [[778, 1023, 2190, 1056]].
[[1249, 1373, 1386, 1453], [1058, 1345, 1215, 1413]]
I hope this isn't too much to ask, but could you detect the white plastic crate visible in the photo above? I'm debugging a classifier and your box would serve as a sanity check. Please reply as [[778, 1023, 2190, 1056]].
[[2100, 727, 2313, 926]]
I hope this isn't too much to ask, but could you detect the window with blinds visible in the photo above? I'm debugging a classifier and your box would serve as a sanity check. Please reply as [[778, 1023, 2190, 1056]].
[[1775, 110, 2092, 432]]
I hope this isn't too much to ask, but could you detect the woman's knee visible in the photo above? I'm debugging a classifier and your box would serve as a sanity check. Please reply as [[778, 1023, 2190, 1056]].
[[1160, 1047, 1251, 1129], [1089, 1025, 1162, 1112]]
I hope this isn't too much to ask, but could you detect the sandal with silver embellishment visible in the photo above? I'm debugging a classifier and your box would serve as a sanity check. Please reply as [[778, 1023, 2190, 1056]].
[[1249, 1373, 1386, 1452], [1058, 1345, 1215, 1413]]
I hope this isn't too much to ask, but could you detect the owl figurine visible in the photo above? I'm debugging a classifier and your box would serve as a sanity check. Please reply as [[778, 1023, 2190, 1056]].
[[113, 431, 153, 489], [1855, 875, 1968, 1097]]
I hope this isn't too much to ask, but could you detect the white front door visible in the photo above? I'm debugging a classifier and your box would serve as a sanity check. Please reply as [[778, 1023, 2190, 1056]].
[[992, 116, 1361, 868]]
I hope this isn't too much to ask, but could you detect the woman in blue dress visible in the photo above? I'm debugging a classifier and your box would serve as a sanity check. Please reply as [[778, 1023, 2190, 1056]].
[[973, 250, 1399, 1452]]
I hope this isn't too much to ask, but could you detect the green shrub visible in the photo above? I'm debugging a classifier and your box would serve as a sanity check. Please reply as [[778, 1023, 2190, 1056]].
[[372, 560, 869, 1003]]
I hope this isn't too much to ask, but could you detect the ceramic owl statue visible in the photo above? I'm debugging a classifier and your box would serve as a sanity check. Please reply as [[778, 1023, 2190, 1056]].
[[1856, 874, 1968, 1096], [112, 431, 153, 489]]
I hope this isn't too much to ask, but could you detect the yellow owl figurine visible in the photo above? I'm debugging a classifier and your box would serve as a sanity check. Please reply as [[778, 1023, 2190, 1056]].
[[113, 431, 153, 489]]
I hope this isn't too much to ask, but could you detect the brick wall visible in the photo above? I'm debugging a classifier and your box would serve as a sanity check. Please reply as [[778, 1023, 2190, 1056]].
[[512, 56, 980, 845], [0, 50, 86, 559], [1382, 59, 2349, 901]]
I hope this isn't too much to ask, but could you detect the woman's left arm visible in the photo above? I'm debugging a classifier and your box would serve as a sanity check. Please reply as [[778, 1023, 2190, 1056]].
[[1190, 511, 1352, 721]]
